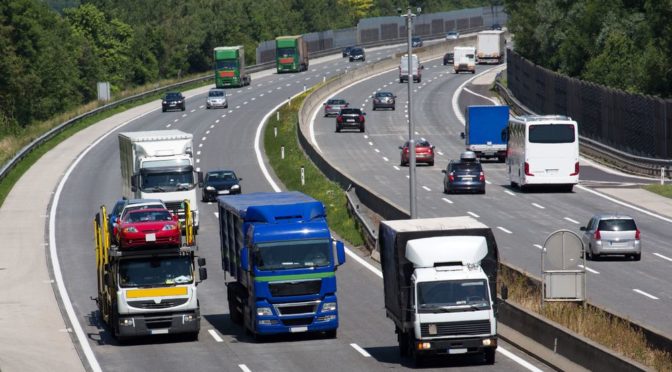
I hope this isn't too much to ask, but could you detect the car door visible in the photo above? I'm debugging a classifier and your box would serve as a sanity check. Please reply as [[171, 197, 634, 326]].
[[582, 217, 596, 248]]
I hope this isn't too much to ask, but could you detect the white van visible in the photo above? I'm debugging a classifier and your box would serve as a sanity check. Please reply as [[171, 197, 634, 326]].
[[399, 54, 422, 83], [454, 46, 476, 74]]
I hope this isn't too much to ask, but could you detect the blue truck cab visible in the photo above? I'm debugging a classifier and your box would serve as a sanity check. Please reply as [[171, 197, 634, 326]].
[[218, 192, 346, 339], [462, 105, 510, 162]]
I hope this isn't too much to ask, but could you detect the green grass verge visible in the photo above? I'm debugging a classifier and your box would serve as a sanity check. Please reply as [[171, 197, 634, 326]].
[[644, 184, 672, 199], [264, 92, 364, 247], [0, 78, 211, 208]]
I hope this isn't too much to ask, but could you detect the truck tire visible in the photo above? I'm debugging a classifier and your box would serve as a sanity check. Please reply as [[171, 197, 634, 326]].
[[484, 348, 496, 364], [325, 329, 337, 339], [398, 331, 410, 357], [360, 124, 365, 133], [227, 284, 244, 325]]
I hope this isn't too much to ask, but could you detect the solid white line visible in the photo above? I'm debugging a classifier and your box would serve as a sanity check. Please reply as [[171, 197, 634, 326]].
[[497, 226, 513, 234], [576, 185, 672, 224], [531, 203, 545, 209], [633, 289, 659, 300], [463, 87, 499, 105], [208, 329, 224, 342], [239, 364, 253, 372], [345, 249, 382, 278], [505, 190, 515, 196], [442, 198, 453, 204], [564, 217, 580, 224], [350, 343, 372, 357], [497, 347, 544, 372], [653, 252, 672, 262], [452, 65, 507, 125], [467, 211, 480, 218], [422, 186, 431, 191], [578, 265, 599, 274]]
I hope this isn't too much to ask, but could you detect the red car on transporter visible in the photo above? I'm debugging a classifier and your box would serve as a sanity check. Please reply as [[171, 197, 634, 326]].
[[115, 208, 181, 249]]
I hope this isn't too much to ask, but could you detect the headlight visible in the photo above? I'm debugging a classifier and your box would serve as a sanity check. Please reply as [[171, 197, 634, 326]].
[[257, 307, 273, 316], [162, 224, 177, 231], [231, 184, 240, 190], [321, 302, 337, 312], [206, 186, 215, 191], [123, 226, 138, 233], [162, 101, 167, 104]]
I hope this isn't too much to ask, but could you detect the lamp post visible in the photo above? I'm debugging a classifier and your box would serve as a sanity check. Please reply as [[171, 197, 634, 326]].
[[400, 6, 420, 218]]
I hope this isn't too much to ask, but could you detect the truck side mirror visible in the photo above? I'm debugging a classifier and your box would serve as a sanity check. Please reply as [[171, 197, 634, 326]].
[[199, 267, 208, 281], [198, 257, 206, 266], [197, 171, 204, 188], [240, 247, 249, 271], [336, 241, 346, 266], [460, 132, 465, 139], [500, 285, 508, 301]]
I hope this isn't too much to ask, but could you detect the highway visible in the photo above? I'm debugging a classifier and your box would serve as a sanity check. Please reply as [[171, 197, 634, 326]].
[[309, 56, 672, 338], [51, 45, 553, 371]]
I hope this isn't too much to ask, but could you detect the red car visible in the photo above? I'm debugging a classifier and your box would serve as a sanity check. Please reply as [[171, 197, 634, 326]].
[[400, 140, 435, 166], [115, 208, 181, 249]]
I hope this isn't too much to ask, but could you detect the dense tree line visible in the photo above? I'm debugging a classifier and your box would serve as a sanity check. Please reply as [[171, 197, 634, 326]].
[[505, 0, 672, 98], [0, 0, 490, 136]]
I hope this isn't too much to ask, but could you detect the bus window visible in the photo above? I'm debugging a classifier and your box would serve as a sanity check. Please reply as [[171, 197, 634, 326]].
[[529, 124, 575, 143]]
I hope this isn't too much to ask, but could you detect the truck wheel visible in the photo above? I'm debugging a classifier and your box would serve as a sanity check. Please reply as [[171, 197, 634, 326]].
[[325, 329, 337, 339], [360, 124, 365, 133], [335, 125, 341, 133], [411, 349, 424, 367], [484, 348, 496, 364], [398, 331, 410, 357], [227, 284, 244, 325]]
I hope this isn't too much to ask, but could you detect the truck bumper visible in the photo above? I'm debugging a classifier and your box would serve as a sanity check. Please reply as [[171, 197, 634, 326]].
[[117, 310, 200, 337], [415, 336, 497, 356], [255, 315, 338, 335]]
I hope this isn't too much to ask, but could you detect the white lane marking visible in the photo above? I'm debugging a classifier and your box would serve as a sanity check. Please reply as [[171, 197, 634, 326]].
[[239, 365, 252, 372], [199, 143, 203, 148], [244, 101, 248, 105], [463, 87, 499, 105], [467, 211, 480, 218], [190, 109, 196, 113], [196, 159, 200, 163], [437, 151, 444, 155], [251, 97, 256, 101], [497, 347, 544, 372], [368, 142, 373, 146], [578, 265, 599, 274], [214, 120, 219, 124], [533, 244, 543, 250], [393, 166, 400, 171], [260, 93, 264, 97], [442, 198, 453, 204], [166, 124, 171, 128], [633, 289, 659, 300], [174, 119, 179, 122], [196, 167, 200, 172], [196, 151, 201, 155], [205, 130, 210, 134], [532, 203, 545, 209], [182, 114, 187, 117], [208, 329, 223, 342], [564, 217, 580, 224], [422, 186, 431, 191], [382, 157, 389, 162], [236, 105, 241, 109], [577, 184, 672, 224], [485, 180, 492, 184], [229, 109, 234, 113], [505, 190, 515, 196], [363, 135, 369, 139], [653, 252, 672, 262], [452, 65, 507, 125], [199, 105, 204, 109], [222, 114, 226, 117], [498, 226, 513, 234], [350, 343, 372, 357], [374, 149, 380, 153], [345, 249, 382, 278], [214, 212, 219, 218], [202, 137, 207, 141]]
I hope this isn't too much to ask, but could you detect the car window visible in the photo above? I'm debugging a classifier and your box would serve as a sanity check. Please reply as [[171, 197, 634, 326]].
[[209, 90, 224, 97], [340, 108, 361, 115], [598, 219, 637, 231], [529, 124, 575, 144], [126, 210, 173, 223], [417, 141, 431, 147], [377, 92, 393, 97], [328, 99, 346, 105], [452, 163, 482, 172], [208, 171, 236, 181]]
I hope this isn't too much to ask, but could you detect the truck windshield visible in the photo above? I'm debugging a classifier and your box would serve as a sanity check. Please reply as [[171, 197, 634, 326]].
[[141, 170, 194, 192], [119, 256, 193, 288], [255, 238, 331, 271], [215, 60, 238, 69], [277, 47, 295, 58], [417, 280, 490, 312]]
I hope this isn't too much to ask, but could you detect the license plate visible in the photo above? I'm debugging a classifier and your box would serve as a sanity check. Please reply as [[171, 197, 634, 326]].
[[170, 103, 176, 106], [448, 348, 468, 354], [347, 119, 355, 122], [546, 169, 559, 174], [218, 190, 230, 195], [462, 176, 473, 181], [146, 233, 156, 242], [290, 326, 308, 333], [151, 329, 169, 335]]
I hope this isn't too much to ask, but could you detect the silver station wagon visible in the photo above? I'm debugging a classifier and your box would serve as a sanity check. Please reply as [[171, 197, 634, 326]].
[[580, 214, 641, 261]]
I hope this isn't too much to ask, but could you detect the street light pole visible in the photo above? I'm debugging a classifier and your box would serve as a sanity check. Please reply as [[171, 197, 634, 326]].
[[401, 7, 418, 218]]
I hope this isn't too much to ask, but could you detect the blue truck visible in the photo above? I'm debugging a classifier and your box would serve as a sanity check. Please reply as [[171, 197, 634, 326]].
[[462, 105, 510, 162], [218, 191, 346, 340]]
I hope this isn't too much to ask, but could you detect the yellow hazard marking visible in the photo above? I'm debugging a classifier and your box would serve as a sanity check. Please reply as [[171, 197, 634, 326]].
[[126, 287, 188, 298]]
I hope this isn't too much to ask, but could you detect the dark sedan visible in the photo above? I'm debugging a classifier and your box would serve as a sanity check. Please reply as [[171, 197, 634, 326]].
[[442, 152, 486, 194], [162, 92, 186, 112], [411, 36, 423, 47], [342, 46, 355, 57], [336, 108, 366, 132], [349, 47, 366, 62], [372, 92, 396, 111], [443, 52, 454, 66], [202, 170, 242, 202]]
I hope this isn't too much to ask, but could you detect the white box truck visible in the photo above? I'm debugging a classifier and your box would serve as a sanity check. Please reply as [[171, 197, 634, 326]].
[[476, 30, 506, 64], [380, 216, 502, 366], [454, 46, 476, 74], [399, 54, 422, 83], [118, 130, 202, 232]]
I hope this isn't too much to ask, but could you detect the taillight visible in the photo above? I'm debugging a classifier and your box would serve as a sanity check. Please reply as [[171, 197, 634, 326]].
[[449, 172, 455, 182], [359, 115, 365, 122], [325, 105, 331, 110], [524, 162, 534, 176], [635, 229, 640, 240], [479, 171, 485, 182], [337, 116, 343, 123], [570, 161, 580, 176], [594, 230, 601, 240]]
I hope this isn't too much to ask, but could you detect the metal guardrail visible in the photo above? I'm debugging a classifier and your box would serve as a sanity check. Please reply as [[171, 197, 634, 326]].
[[494, 75, 672, 179]]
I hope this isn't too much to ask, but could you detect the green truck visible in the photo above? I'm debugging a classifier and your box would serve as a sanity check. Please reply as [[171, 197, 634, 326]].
[[275, 35, 309, 73], [214, 46, 251, 88]]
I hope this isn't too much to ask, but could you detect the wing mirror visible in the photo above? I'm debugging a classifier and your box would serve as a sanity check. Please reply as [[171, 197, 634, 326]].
[[460, 132, 465, 139], [198, 267, 208, 282], [579, 226, 587, 231], [336, 241, 346, 266]]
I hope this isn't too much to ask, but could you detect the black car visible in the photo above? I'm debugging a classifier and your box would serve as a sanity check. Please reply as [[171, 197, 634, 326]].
[[491, 23, 503, 30], [372, 91, 396, 110], [342, 46, 355, 57], [411, 36, 423, 47], [349, 47, 366, 62], [443, 52, 454, 66], [202, 170, 242, 202], [336, 108, 366, 133], [442, 152, 486, 194], [162, 92, 186, 112]]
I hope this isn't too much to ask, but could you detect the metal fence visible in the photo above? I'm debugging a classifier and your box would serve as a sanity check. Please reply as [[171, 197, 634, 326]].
[[507, 50, 672, 159]]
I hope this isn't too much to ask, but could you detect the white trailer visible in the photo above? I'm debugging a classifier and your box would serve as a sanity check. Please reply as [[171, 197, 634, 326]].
[[476, 30, 506, 64], [454, 46, 476, 74], [118, 130, 202, 231]]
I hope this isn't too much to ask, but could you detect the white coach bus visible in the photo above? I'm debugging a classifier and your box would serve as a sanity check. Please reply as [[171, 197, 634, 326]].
[[506, 115, 579, 192]]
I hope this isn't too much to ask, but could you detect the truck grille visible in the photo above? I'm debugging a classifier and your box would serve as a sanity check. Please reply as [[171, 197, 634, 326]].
[[127, 298, 189, 309], [274, 301, 319, 316], [269, 280, 321, 297], [281, 318, 313, 327], [420, 320, 491, 337]]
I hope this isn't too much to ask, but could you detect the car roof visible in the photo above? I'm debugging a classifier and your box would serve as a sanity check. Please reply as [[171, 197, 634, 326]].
[[327, 99, 347, 103], [592, 214, 635, 220], [126, 198, 163, 205], [127, 207, 169, 213], [122, 201, 166, 209], [207, 169, 235, 174], [375, 91, 393, 96]]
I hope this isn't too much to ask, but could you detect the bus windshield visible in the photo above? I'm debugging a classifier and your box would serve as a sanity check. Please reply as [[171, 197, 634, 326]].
[[529, 124, 575, 143]]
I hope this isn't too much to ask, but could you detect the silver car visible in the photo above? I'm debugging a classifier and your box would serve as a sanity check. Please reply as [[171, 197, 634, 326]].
[[206, 88, 228, 109], [580, 214, 641, 260]]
